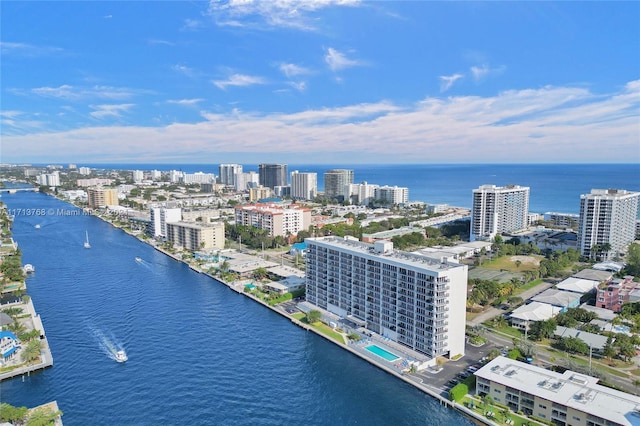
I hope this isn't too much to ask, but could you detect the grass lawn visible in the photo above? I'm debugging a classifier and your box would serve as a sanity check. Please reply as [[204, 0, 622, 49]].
[[312, 322, 346, 344], [482, 255, 543, 273], [513, 279, 544, 294], [461, 396, 540, 426], [486, 323, 524, 340], [292, 314, 346, 344]]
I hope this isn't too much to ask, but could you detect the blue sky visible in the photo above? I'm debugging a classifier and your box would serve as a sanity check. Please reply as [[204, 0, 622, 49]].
[[2, 1, 639, 164]]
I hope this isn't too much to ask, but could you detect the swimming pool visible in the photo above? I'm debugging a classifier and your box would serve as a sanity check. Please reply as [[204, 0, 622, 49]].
[[365, 344, 400, 361]]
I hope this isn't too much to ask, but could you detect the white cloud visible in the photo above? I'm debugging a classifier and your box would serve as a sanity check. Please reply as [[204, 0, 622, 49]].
[[89, 104, 135, 119], [212, 73, 266, 89], [439, 73, 464, 92], [0, 41, 64, 56], [288, 81, 307, 92], [149, 39, 176, 46], [28, 85, 146, 101], [182, 18, 203, 31], [3, 80, 638, 164], [207, 0, 361, 31], [471, 64, 505, 81], [167, 99, 204, 106], [172, 64, 196, 78], [324, 47, 364, 71], [278, 63, 311, 78]]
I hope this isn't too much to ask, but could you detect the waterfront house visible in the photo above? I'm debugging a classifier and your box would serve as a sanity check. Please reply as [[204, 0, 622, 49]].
[[0, 330, 20, 364]]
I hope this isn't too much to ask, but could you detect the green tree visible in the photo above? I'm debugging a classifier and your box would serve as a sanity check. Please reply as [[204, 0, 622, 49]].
[[624, 243, 640, 276], [26, 406, 63, 426], [0, 403, 28, 423], [306, 310, 321, 324], [21, 339, 42, 364], [530, 318, 557, 341], [602, 336, 616, 361]]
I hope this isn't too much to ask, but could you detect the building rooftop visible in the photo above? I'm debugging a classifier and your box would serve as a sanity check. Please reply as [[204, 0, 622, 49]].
[[307, 236, 466, 272], [476, 356, 640, 426], [553, 326, 610, 350], [572, 268, 614, 282], [580, 303, 618, 321], [556, 277, 600, 294], [531, 288, 581, 307], [510, 301, 562, 322]]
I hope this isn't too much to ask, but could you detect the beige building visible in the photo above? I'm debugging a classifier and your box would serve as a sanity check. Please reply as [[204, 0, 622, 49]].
[[475, 356, 640, 426], [165, 221, 225, 251], [87, 187, 119, 208], [249, 186, 272, 202], [234, 204, 311, 237]]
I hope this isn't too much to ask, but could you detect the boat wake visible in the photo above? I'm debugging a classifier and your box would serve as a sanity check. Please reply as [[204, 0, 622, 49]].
[[90, 326, 127, 362]]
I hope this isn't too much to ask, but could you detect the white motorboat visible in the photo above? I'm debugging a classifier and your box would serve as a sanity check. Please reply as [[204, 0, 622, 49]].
[[23, 264, 35, 274], [115, 350, 128, 363], [35, 224, 41, 229], [84, 230, 91, 249], [135, 257, 142, 262]]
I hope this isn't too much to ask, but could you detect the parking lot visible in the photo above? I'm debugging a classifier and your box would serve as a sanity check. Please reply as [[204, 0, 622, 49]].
[[412, 340, 500, 396]]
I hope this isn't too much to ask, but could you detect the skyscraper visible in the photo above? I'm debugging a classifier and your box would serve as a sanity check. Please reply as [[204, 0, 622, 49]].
[[305, 237, 468, 360], [219, 163, 243, 186], [577, 189, 640, 260], [290, 171, 317, 201], [323, 169, 354, 202], [258, 164, 288, 189], [471, 184, 530, 241]]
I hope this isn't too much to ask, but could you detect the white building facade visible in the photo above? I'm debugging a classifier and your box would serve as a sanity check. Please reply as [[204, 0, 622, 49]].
[[471, 184, 530, 241], [305, 237, 467, 359], [577, 189, 640, 260], [349, 182, 379, 205], [235, 172, 259, 192], [375, 185, 409, 206], [219, 163, 243, 186], [290, 171, 317, 201], [150, 207, 182, 238]]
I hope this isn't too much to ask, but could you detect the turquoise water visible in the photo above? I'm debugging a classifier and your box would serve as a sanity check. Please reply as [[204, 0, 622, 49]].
[[366, 345, 400, 361]]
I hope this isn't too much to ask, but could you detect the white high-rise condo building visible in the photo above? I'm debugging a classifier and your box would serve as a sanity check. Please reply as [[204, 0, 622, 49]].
[[375, 185, 409, 206], [324, 169, 354, 202], [290, 171, 317, 201], [349, 182, 379, 205], [219, 164, 243, 186], [150, 207, 182, 238], [305, 237, 468, 359], [577, 189, 640, 261], [471, 184, 530, 241], [235, 172, 259, 192], [132, 170, 144, 183]]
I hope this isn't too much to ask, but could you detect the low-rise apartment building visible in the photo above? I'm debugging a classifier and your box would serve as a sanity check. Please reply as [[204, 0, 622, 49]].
[[234, 204, 311, 237], [475, 356, 640, 426], [596, 275, 638, 312]]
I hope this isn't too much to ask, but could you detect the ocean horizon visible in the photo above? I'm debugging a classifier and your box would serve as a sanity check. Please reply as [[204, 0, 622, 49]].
[[31, 162, 640, 215]]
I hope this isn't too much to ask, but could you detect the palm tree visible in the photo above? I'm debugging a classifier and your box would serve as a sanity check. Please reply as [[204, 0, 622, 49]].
[[21, 339, 41, 364]]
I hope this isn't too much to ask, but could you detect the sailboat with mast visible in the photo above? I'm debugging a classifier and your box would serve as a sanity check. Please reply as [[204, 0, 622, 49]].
[[84, 230, 91, 249]]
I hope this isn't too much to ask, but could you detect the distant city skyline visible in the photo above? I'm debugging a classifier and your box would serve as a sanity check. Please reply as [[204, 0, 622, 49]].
[[2, 1, 639, 164]]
